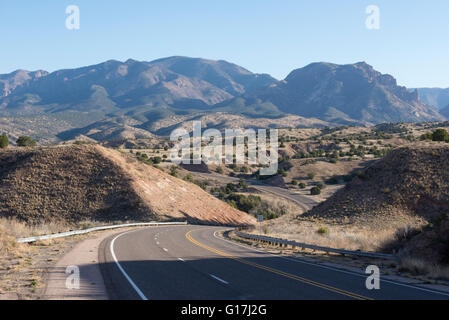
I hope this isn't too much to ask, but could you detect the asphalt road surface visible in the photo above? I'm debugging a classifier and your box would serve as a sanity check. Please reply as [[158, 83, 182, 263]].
[[99, 225, 449, 300], [196, 172, 318, 211]]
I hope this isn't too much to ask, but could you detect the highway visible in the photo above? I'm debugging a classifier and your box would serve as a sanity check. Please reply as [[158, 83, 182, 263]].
[[196, 172, 318, 211], [99, 225, 449, 300]]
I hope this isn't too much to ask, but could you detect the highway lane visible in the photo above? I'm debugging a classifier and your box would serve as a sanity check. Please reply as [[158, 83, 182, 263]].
[[99, 225, 449, 300], [196, 172, 318, 211]]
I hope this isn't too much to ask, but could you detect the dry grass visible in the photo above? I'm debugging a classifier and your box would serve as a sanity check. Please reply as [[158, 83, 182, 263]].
[[397, 256, 449, 280], [0, 218, 94, 300], [250, 213, 402, 252]]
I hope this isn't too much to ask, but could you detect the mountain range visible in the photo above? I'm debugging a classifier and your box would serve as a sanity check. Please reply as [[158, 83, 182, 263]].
[[415, 88, 449, 110], [0, 56, 446, 144]]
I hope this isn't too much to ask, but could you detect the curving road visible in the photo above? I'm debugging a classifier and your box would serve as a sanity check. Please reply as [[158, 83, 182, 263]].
[[196, 173, 318, 211], [99, 225, 449, 300]]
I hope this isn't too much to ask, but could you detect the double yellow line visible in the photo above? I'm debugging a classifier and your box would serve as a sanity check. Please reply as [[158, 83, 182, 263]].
[[186, 230, 372, 300]]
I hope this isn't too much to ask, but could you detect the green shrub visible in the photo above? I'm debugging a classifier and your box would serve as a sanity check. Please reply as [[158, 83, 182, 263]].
[[16, 136, 36, 147], [316, 182, 325, 189], [0, 134, 9, 149], [183, 173, 194, 183], [310, 187, 321, 195], [299, 182, 306, 189], [307, 172, 316, 180], [151, 156, 162, 164], [432, 129, 449, 142], [316, 227, 329, 236]]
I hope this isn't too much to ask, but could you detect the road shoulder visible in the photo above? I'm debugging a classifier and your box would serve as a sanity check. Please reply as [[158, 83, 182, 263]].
[[42, 227, 139, 300]]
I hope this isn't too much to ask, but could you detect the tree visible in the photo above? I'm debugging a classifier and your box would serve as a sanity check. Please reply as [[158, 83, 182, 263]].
[[16, 136, 37, 147], [0, 134, 9, 149], [432, 129, 449, 142]]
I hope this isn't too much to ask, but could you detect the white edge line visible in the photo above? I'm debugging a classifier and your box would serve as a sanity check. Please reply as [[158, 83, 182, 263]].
[[213, 230, 449, 297], [178, 258, 185, 262], [210, 274, 229, 284], [110, 230, 148, 300]]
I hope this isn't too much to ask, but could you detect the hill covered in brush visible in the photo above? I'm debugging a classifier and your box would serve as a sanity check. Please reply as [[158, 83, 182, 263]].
[[303, 144, 449, 226], [0, 145, 255, 226], [303, 143, 449, 262]]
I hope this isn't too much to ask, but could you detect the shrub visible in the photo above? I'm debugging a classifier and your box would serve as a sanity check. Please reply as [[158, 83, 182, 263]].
[[216, 167, 223, 174], [16, 136, 37, 147], [316, 227, 329, 236], [0, 134, 8, 149], [151, 156, 162, 164], [299, 182, 306, 189], [307, 172, 316, 180], [170, 166, 178, 177], [316, 182, 325, 190], [432, 129, 449, 142], [310, 187, 321, 195]]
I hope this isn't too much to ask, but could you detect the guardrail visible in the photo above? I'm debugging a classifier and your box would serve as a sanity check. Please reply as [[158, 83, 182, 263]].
[[17, 221, 188, 243], [234, 231, 393, 259]]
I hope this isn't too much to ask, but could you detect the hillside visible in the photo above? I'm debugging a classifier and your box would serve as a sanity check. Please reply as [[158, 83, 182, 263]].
[[0, 57, 277, 117], [441, 105, 449, 118], [416, 88, 449, 110], [0, 70, 48, 98], [248, 62, 444, 124], [0, 145, 255, 226], [303, 144, 449, 228]]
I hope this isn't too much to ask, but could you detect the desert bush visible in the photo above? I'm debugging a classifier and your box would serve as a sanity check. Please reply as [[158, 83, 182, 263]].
[[316, 182, 326, 189], [310, 187, 321, 195], [0, 134, 8, 149], [316, 227, 329, 236], [16, 136, 37, 147], [432, 129, 449, 142]]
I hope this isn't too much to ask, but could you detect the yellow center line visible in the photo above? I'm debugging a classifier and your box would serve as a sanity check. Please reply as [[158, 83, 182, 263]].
[[185, 229, 372, 301]]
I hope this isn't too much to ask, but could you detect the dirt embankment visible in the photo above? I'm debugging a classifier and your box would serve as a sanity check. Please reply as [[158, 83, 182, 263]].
[[303, 144, 449, 225], [303, 143, 449, 262], [0, 145, 255, 226]]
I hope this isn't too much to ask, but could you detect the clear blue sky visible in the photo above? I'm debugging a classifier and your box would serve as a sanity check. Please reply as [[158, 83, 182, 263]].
[[0, 0, 448, 87]]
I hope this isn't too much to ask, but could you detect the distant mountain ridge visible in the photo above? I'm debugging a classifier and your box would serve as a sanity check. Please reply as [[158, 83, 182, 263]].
[[415, 88, 449, 110], [0, 57, 278, 116], [441, 104, 449, 118], [239, 61, 443, 124], [0, 57, 446, 144], [0, 69, 48, 98]]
